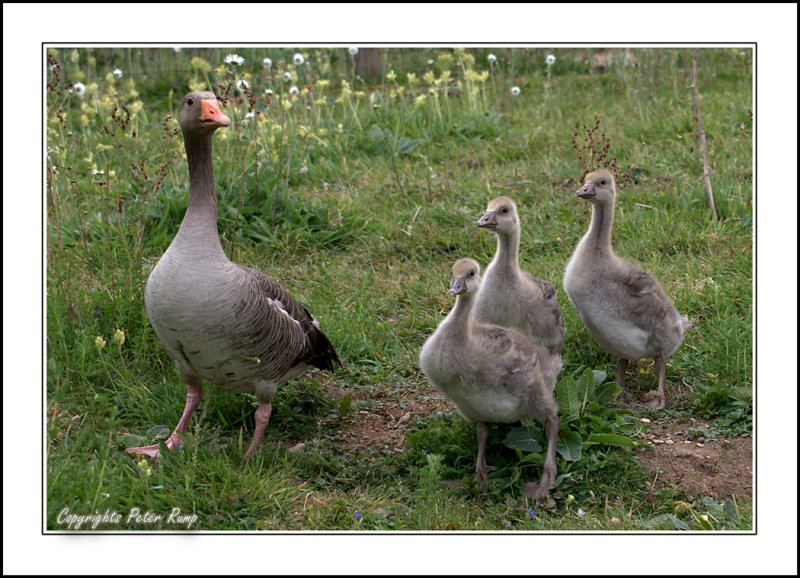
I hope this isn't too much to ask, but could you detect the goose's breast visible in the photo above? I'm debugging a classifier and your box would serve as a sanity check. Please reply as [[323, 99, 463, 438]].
[[144, 256, 265, 383]]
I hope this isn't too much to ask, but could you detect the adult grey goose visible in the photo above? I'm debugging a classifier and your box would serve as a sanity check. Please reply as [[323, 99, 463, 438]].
[[474, 195, 566, 355], [563, 170, 690, 409], [126, 92, 341, 460], [419, 258, 562, 499]]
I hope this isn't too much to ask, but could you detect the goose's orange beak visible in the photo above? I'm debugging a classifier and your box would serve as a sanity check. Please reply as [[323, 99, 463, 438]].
[[199, 99, 230, 128]]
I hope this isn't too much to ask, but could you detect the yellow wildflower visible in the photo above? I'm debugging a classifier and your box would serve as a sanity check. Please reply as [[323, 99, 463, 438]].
[[94, 336, 106, 352]]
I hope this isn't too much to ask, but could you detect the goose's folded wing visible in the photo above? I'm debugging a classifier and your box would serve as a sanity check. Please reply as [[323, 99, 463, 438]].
[[238, 265, 342, 371]]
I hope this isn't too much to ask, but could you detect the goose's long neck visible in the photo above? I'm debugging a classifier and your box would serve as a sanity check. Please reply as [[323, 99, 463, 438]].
[[493, 228, 520, 273], [582, 201, 615, 254], [175, 132, 225, 257]]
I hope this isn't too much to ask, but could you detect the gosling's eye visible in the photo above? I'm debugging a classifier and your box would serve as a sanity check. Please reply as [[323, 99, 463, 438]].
[[187, 97, 195, 106], [469, 271, 475, 277], [500, 207, 509, 214], [600, 179, 608, 186]]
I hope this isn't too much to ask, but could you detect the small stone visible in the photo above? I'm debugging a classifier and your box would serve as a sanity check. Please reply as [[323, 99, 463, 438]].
[[640, 418, 651, 424], [696, 442, 704, 447], [287, 442, 306, 454], [610, 517, 621, 525], [665, 439, 674, 445], [652, 439, 665, 445]]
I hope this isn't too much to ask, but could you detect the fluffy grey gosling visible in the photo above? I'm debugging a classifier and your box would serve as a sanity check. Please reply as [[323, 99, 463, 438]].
[[563, 170, 690, 409], [420, 258, 562, 499], [475, 196, 566, 355], [126, 92, 341, 461]]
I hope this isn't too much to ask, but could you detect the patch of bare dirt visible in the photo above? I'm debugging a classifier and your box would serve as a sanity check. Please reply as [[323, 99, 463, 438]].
[[324, 382, 451, 454], [637, 417, 752, 499]]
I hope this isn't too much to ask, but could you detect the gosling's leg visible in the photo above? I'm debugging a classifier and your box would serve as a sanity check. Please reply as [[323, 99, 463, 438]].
[[644, 355, 667, 409], [475, 422, 497, 490], [125, 380, 203, 459], [617, 358, 629, 400], [243, 402, 273, 460], [523, 410, 558, 500]]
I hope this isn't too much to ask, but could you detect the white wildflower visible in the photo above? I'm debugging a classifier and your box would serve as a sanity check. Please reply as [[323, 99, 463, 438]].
[[348, 47, 359, 56], [264, 88, 273, 95], [262, 57, 272, 69], [244, 112, 255, 120], [283, 71, 292, 82], [289, 85, 300, 95], [172, 47, 182, 53], [72, 82, 86, 97], [224, 53, 245, 66], [236, 79, 249, 92], [487, 53, 497, 64], [577, 508, 585, 519], [510, 86, 521, 96], [112, 68, 123, 79], [293, 53, 305, 66], [546, 54, 556, 66]]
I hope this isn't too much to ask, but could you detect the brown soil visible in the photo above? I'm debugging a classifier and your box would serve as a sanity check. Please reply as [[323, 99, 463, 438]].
[[637, 417, 753, 500], [324, 381, 451, 454]]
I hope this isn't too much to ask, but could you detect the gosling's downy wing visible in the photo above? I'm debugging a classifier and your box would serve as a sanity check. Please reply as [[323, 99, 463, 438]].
[[618, 263, 673, 332], [236, 264, 342, 371], [521, 271, 557, 301], [477, 325, 540, 377]]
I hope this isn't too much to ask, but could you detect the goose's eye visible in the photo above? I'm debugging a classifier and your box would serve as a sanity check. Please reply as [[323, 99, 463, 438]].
[[187, 97, 195, 106], [500, 207, 509, 214], [600, 179, 607, 186], [469, 271, 475, 277]]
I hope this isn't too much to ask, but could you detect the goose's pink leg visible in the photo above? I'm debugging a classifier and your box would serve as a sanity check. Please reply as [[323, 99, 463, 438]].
[[243, 402, 272, 460], [126, 381, 203, 459]]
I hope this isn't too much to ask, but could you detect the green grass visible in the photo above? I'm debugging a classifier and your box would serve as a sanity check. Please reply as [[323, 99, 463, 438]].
[[46, 47, 753, 531]]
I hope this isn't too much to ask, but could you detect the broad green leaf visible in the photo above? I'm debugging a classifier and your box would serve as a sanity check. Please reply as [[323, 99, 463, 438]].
[[397, 137, 426, 154], [647, 513, 690, 531], [147, 425, 170, 439], [595, 382, 622, 405], [556, 376, 581, 417], [577, 368, 596, 409], [556, 430, 582, 461], [503, 427, 543, 453], [722, 499, 740, 523], [369, 123, 386, 143], [592, 369, 607, 386], [584, 433, 636, 447]]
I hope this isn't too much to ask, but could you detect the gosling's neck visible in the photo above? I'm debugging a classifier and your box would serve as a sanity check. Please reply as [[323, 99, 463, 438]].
[[445, 292, 476, 338], [581, 200, 615, 255], [491, 227, 521, 275]]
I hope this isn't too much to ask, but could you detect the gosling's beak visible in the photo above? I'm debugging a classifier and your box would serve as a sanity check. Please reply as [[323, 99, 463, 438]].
[[475, 211, 497, 228], [448, 276, 467, 296], [199, 99, 231, 128], [576, 182, 596, 199]]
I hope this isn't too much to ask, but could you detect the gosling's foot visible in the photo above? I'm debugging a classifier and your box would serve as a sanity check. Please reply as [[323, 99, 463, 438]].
[[643, 390, 666, 410], [475, 465, 499, 490]]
